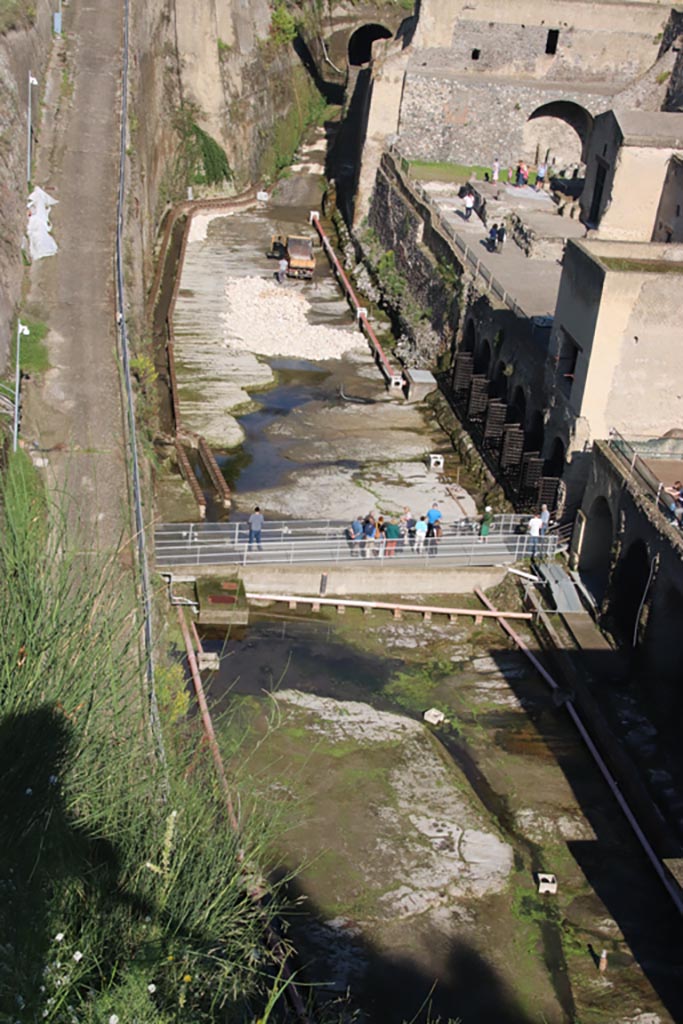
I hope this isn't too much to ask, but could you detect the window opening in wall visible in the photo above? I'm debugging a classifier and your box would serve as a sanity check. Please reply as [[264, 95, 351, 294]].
[[666, 229, 673, 243], [557, 329, 580, 398], [471, 48, 481, 60], [545, 29, 559, 55], [677, 204, 681, 217]]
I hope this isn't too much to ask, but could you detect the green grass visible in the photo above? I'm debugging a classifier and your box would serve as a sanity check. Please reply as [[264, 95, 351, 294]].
[[0, 453, 293, 1023], [13, 316, 50, 373], [600, 256, 683, 274], [408, 160, 512, 184]]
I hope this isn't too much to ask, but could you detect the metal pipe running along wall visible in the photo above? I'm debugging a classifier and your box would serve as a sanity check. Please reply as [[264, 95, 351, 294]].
[[474, 587, 683, 917], [309, 211, 402, 388]]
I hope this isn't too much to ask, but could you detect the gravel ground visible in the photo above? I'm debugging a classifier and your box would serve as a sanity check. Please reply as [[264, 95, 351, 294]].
[[223, 276, 365, 359]]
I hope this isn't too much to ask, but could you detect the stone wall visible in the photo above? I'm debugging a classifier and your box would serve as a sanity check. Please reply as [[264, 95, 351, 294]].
[[397, 73, 612, 167], [0, 5, 55, 369]]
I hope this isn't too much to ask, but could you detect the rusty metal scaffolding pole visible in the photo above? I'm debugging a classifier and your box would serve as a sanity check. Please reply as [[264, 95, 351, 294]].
[[474, 588, 683, 917], [176, 606, 314, 1022]]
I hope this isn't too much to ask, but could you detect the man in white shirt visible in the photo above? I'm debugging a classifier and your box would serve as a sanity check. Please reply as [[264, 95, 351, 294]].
[[527, 512, 543, 557], [463, 191, 475, 219]]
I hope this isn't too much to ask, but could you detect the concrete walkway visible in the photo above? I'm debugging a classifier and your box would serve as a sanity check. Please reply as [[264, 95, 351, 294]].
[[423, 180, 578, 317], [24, 0, 128, 552]]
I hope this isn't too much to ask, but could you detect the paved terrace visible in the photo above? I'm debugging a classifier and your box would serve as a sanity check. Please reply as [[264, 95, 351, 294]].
[[421, 179, 585, 317]]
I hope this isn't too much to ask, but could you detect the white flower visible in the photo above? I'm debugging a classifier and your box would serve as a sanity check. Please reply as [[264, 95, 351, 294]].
[[25, 788, 33, 796], [72, 951, 83, 963], [109, 1016, 120, 1024], [147, 983, 156, 993], [55, 933, 64, 943]]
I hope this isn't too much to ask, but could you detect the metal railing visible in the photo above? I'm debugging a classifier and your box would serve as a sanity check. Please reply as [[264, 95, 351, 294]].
[[154, 522, 557, 568], [606, 430, 683, 533]]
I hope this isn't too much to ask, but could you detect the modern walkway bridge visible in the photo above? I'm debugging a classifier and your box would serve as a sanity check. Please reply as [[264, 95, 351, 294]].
[[154, 516, 557, 570]]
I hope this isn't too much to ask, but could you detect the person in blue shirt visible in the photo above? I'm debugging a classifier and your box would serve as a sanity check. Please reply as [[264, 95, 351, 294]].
[[426, 503, 442, 532], [347, 516, 364, 556]]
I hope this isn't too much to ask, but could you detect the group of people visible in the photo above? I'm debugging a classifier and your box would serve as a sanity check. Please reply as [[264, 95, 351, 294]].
[[347, 504, 445, 558], [487, 223, 506, 253], [489, 158, 547, 192]]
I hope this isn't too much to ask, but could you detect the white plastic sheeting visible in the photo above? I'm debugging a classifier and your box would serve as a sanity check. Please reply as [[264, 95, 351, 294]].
[[27, 187, 58, 261]]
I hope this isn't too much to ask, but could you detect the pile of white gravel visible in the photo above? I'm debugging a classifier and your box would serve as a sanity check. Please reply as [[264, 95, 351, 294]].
[[222, 276, 364, 359]]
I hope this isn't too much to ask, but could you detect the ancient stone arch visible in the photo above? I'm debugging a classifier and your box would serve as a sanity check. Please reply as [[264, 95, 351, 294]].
[[544, 436, 566, 477], [527, 409, 545, 453], [524, 100, 594, 167], [579, 495, 614, 603], [473, 337, 491, 375], [491, 361, 508, 401], [610, 538, 651, 645], [348, 24, 392, 66], [509, 385, 527, 427], [462, 318, 476, 353]]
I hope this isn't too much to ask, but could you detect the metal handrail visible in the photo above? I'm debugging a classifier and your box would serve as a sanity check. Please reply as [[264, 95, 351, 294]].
[[154, 528, 557, 568], [606, 431, 683, 531]]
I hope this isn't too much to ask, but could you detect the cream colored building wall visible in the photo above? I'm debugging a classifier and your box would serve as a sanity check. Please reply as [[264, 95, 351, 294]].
[[603, 273, 683, 434], [597, 147, 674, 241], [652, 158, 683, 241], [354, 44, 408, 224], [577, 274, 641, 438], [413, 0, 667, 55]]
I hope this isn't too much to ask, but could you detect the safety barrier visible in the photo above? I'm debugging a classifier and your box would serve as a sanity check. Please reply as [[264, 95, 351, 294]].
[[154, 522, 556, 569]]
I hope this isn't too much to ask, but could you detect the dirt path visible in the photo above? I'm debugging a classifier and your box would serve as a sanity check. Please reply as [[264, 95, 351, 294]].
[[23, 0, 128, 552]]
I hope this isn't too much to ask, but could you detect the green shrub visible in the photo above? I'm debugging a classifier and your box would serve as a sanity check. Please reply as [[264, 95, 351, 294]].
[[270, 1, 297, 46]]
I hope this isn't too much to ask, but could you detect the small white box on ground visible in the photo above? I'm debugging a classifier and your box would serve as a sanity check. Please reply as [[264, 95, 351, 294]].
[[257, 191, 269, 202], [537, 873, 558, 895], [198, 652, 220, 672], [429, 453, 445, 471], [390, 374, 405, 390], [424, 708, 446, 726], [405, 367, 436, 402]]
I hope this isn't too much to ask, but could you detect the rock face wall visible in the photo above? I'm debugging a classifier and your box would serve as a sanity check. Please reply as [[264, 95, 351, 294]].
[[0, 6, 55, 369]]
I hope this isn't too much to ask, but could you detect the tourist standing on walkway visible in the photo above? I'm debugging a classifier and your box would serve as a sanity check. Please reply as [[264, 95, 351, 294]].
[[426, 502, 443, 536], [535, 161, 547, 191], [463, 191, 475, 219], [248, 506, 265, 550], [414, 516, 428, 554], [362, 515, 375, 557], [492, 158, 500, 183], [373, 516, 386, 558], [277, 256, 288, 284], [527, 511, 543, 557], [488, 224, 498, 252], [347, 515, 364, 556], [479, 505, 493, 543], [384, 518, 401, 557], [496, 224, 506, 253], [540, 504, 551, 535]]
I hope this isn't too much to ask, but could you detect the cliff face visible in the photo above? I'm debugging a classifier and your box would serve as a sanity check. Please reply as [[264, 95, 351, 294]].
[[0, 5, 54, 368]]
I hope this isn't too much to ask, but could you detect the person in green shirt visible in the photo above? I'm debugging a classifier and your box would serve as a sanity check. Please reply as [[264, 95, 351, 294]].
[[479, 505, 493, 543], [384, 518, 402, 557]]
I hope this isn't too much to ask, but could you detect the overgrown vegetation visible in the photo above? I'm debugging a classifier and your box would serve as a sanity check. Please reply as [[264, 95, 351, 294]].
[[0, 0, 35, 34], [258, 66, 328, 182], [0, 454, 290, 1023], [269, 0, 297, 46], [12, 315, 49, 374]]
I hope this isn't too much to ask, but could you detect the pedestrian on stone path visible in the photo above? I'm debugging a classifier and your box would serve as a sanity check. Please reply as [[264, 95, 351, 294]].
[[478, 505, 493, 543], [463, 191, 475, 219], [414, 515, 428, 554], [277, 256, 288, 284], [248, 506, 264, 551], [492, 158, 500, 183], [535, 161, 547, 191], [488, 223, 498, 252], [496, 224, 506, 253], [540, 503, 551, 536], [373, 516, 386, 558], [401, 506, 417, 549]]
